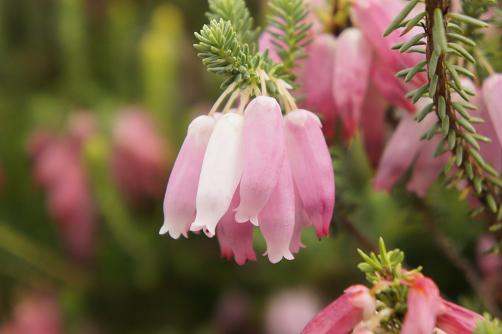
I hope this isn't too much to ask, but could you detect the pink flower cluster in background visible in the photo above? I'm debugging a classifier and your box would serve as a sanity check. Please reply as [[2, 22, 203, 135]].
[[110, 108, 171, 205], [28, 112, 97, 263], [161, 96, 335, 264], [260, 0, 426, 166]]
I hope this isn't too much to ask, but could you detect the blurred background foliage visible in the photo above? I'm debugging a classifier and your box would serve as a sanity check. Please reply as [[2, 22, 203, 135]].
[[0, 0, 500, 333]]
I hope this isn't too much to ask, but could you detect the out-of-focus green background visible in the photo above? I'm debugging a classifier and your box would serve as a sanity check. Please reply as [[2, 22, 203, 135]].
[[0, 0, 494, 333]]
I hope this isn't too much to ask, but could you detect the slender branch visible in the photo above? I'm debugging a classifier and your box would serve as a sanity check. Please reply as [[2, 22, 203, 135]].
[[422, 217, 501, 317]]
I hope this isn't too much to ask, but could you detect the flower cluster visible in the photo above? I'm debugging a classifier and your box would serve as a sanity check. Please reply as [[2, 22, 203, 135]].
[[374, 74, 502, 198], [260, 0, 426, 166], [161, 96, 335, 264]]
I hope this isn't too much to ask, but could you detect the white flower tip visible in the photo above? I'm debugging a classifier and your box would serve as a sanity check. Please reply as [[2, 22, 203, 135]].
[[265, 250, 295, 264], [159, 224, 169, 235], [234, 208, 260, 226], [191, 220, 216, 238], [250, 216, 259, 226]]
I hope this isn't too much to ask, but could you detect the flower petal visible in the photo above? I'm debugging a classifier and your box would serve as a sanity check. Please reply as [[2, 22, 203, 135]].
[[192, 112, 244, 237], [236, 96, 285, 226], [285, 110, 335, 238], [161, 115, 216, 239]]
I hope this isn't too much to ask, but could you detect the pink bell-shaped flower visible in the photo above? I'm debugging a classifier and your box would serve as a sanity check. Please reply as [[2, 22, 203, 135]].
[[258, 157, 295, 263], [160, 115, 216, 238], [285, 109, 335, 239], [436, 299, 484, 334], [236, 96, 285, 226], [192, 112, 244, 237], [216, 190, 256, 266], [298, 34, 338, 140], [301, 285, 375, 334], [333, 28, 373, 138], [401, 276, 441, 334], [351, 0, 426, 87]]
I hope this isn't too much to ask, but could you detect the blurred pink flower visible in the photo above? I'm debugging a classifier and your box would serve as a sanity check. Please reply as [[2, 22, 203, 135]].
[[0, 291, 62, 334], [477, 235, 502, 277], [111, 108, 171, 204], [28, 113, 97, 263], [265, 290, 320, 334], [373, 99, 440, 196], [161, 97, 335, 264]]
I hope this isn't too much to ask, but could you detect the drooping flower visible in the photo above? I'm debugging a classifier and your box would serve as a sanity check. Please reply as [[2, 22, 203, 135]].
[[373, 99, 437, 194], [161, 96, 335, 264], [191, 112, 245, 237], [436, 299, 484, 334], [110, 109, 171, 204], [236, 96, 285, 226], [160, 115, 216, 239], [285, 109, 335, 238], [301, 285, 376, 334], [360, 84, 389, 167], [401, 276, 441, 334], [258, 157, 295, 263], [333, 28, 373, 137], [297, 34, 338, 140]]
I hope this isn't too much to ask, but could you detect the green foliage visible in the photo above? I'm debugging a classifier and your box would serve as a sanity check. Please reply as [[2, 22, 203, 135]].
[[194, 19, 262, 88], [475, 314, 502, 334], [266, 0, 312, 77], [206, 0, 260, 48], [357, 238, 410, 284], [386, 0, 502, 232]]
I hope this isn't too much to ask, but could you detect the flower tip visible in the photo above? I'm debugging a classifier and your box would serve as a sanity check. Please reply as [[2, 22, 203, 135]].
[[266, 250, 295, 264], [190, 221, 216, 237], [159, 224, 169, 235]]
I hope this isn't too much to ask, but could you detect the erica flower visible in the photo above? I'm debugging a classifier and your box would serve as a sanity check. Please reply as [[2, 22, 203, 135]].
[[301, 285, 376, 334], [110, 109, 171, 204], [161, 96, 335, 264]]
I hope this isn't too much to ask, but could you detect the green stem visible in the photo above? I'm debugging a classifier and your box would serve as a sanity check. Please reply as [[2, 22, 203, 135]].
[[0, 223, 88, 287]]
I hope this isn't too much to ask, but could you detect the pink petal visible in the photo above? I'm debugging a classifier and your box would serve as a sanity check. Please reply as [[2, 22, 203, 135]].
[[301, 285, 375, 334], [482, 74, 502, 149], [236, 97, 285, 225], [436, 299, 484, 334], [192, 112, 244, 237], [352, 0, 426, 87], [371, 58, 415, 112], [290, 188, 309, 254], [285, 110, 335, 239], [161, 115, 215, 239], [406, 136, 449, 197], [373, 103, 435, 192], [258, 157, 295, 264], [298, 34, 338, 140], [333, 28, 373, 137], [401, 276, 440, 334], [216, 191, 256, 266], [360, 84, 389, 168], [259, 31, 281, 63]]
